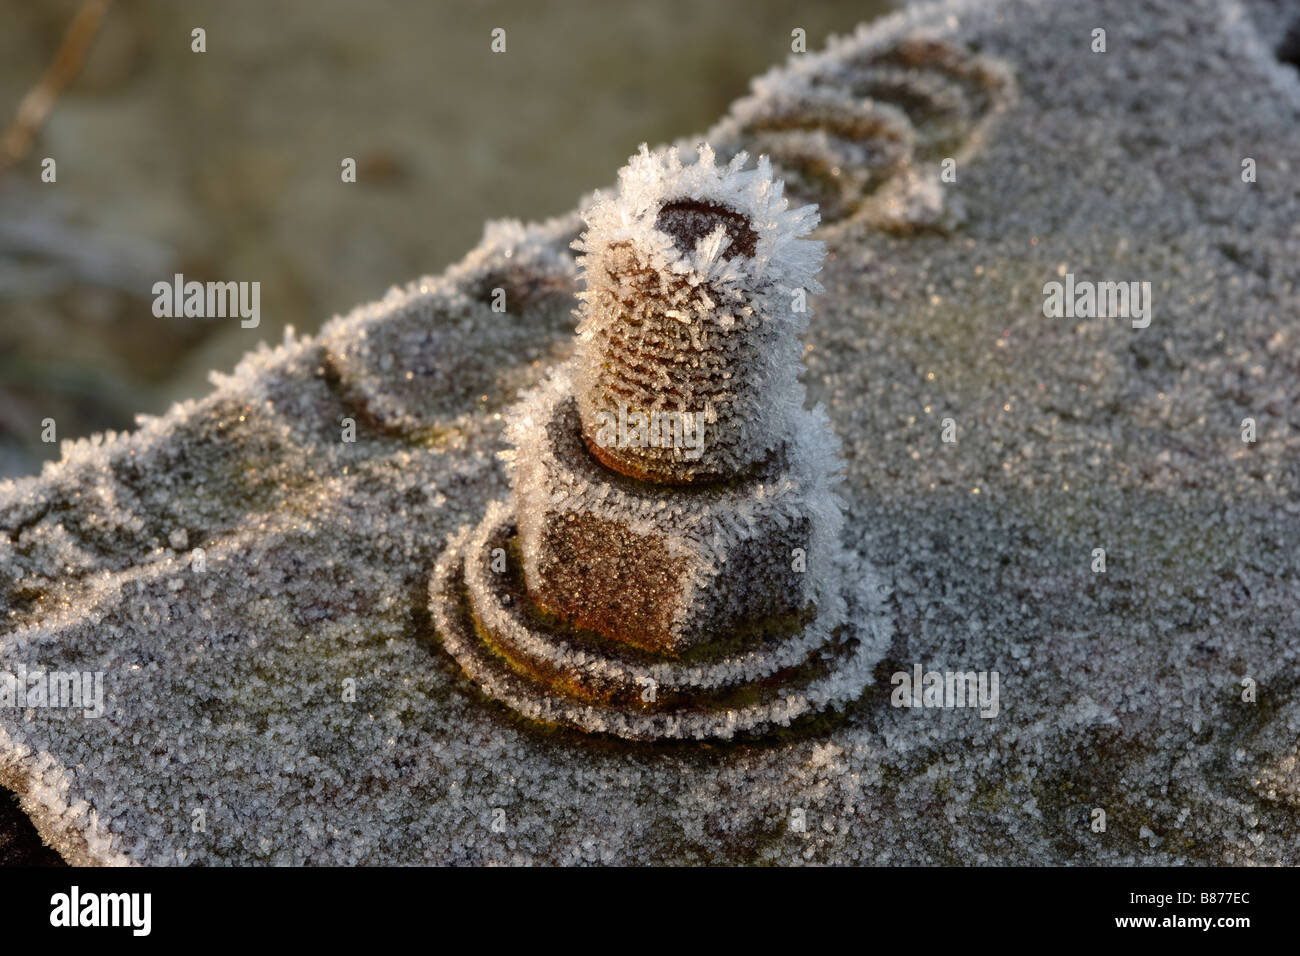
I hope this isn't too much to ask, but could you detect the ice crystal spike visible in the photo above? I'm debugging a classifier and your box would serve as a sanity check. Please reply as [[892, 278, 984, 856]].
[[573, 144, 825, 485]]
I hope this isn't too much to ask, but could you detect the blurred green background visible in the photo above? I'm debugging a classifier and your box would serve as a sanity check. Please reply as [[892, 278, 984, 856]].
[[0, 0, 890, 479]]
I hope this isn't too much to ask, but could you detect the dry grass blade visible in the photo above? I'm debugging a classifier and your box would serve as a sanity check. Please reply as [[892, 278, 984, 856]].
[[0, 0, 112, 172]]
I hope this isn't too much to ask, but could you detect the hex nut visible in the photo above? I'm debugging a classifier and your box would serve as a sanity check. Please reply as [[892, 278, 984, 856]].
[[507, 367, 841, 655]]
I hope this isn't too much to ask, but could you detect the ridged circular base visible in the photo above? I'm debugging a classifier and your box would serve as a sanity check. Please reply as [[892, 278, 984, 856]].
[[429, 500, 891, 741]]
